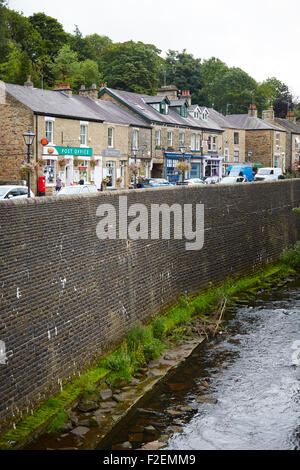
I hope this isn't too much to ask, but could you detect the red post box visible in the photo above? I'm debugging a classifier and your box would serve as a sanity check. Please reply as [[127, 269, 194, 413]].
[[38, 176, 46, 196]]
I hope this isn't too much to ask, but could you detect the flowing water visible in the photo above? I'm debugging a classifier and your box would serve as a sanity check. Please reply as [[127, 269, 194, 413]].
[[105, 280, 300, 451]]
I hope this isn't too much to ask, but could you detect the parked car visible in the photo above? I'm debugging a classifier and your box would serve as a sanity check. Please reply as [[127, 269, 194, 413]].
[[203, 176, 220, 184], [0, 185, 35, 200], [220, 176, 247, 184], [254, 167, 284, 181], [184, 178, 204, 185], [56, 185, 98, 196], [226, 165, 254, 182], [141, 178, 173, 188]]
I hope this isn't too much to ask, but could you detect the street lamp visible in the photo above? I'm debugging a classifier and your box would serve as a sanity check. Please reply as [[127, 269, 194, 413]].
[[23, 127, 35, 198], [179, 145, 187, 184], [132, 147, 138, 189]]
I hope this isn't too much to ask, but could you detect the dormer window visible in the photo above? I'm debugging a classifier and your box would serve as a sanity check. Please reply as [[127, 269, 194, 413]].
[[180, 105, 188, 118], [202, 109, 209, 121], [194, 111, 199, 119], [161, 102, 169, 115]]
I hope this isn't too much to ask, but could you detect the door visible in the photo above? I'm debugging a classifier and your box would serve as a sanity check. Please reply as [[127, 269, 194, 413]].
[[94, 157, 102, 190]]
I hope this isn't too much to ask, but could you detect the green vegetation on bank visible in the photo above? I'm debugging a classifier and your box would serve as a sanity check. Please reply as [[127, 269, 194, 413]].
[[0, 242, 299, 449]]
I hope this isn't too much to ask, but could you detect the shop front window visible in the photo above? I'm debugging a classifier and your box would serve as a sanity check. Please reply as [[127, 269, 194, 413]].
[[79, 160, 89, 183], [106, 161, 115, 186], [43, 159, 56, 184]]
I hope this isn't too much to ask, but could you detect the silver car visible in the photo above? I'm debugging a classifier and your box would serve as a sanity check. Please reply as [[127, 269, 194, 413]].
[[56, 185, 99, 196], [0, 185, 35, 200]]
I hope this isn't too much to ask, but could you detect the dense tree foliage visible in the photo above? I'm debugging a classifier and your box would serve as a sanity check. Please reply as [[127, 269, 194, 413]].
[[99, 41, 163, 94], [0, 4, 298, 116], [162, 50, 203, 103]]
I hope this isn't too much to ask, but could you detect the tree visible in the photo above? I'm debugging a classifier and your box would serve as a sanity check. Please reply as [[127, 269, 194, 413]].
[[162, 49, 203, 103], [0, 0, 9, 62], [100, 41, 163, 95], [199, 57, 229, 107], [50, 45, 101, 90], [28, 12, 69, 60], [84, 33, 112, 67], [213, 67, 258, 114], [0, 40, 39, 85], [6, 9, 46, 63], [69, 26, 90, 62]]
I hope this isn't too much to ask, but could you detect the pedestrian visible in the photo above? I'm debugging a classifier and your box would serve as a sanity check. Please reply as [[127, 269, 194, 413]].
[[56, 177, 62, 192], [79, 177, 85, 185]]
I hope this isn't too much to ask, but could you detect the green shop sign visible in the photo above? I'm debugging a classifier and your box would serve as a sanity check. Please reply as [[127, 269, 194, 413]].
[[55, 147, 93, 157]]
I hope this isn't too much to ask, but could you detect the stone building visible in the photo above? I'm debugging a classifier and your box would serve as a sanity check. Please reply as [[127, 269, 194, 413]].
[[262, 108, 300, 173], [225, 105, 287, 171], [202, 107, 246, 173], [98, 86, 225, 181], [0, 78, 151, 195]]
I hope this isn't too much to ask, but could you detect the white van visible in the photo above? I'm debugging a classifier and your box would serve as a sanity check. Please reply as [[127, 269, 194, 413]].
[[254, 168, 284, 182]]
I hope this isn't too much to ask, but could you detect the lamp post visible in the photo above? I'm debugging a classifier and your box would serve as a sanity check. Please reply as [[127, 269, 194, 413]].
[[179, 145, 187, 183], [132, 147, 138, 189], [23, 127, 35, 198]]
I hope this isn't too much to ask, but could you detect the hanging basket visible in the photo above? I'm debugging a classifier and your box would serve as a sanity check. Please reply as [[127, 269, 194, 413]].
[[19, 162, 35, 178]]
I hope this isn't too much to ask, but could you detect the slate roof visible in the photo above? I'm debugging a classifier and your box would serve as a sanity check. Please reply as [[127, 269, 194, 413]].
[[274, 118, 300, 134], [101, 88, 223, 132], [4, 83, 151, 128], [225, 114, 286, 132]]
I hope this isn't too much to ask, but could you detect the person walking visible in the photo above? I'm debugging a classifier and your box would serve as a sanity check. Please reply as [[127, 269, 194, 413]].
[[56, 177, 62, 192]]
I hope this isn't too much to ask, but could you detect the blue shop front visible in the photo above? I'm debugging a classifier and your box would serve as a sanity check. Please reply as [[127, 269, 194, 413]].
[[165, 152, 223, 183]]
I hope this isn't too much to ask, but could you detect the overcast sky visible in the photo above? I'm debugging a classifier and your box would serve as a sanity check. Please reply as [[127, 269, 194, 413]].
[[7, 0, 300, 98]]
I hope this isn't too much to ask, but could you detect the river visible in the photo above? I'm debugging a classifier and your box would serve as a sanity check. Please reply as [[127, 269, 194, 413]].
[[106, 279, 300, 451]]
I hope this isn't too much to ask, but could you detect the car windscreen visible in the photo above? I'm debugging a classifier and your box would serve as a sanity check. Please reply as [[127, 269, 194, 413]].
[[257, 169, 272, 175]]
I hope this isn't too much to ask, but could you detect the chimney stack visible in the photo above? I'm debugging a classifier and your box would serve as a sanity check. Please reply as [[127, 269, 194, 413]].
[[248, 104, 258, 118], [286, 111, 296, 122], [262, 107, 275, 122], [156, 85, 178, 101], [181, 90, 191, 106], [54, 84, 72, 96], [79, 84, 98, 100], [24, 75, 34, 88]]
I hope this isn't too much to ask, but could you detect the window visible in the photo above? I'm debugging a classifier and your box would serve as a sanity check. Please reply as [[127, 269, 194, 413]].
[[212, 137, 217, 152], [179, 133, 185, 146], [234, 151, 239, 162], [180, 105, 188, 118], [234, 132, 239, 145], [45, 120, 53, 143], [191, 134, 196, 151], [132, 130, 139, 150], [194, 111, 199, 119], [196, 134, 201, 151], [80, 124, 87, 146], [276, 133, 280, 147], [202, 110, 208, 121], [43, 159, 56, 184], [167, 131, 173, 147], [161, 102, 169, 115], [108, 128, 114, 148], [151, 103, 160, 112], [207, 136, 211, 151], [79, 160, 89, 183], [106, 161, 115, 186], [224, 149, 229, 162], [295, 137, 300, 149], [155, 130, 161, 147]]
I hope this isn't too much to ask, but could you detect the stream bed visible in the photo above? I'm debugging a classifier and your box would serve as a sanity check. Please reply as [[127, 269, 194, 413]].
[[103, 279, 300, 451]]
